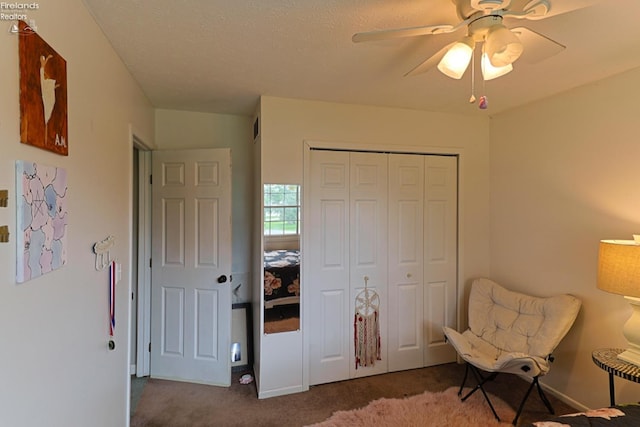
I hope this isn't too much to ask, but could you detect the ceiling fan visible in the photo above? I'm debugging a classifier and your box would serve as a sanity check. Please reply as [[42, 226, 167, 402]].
[[352, 0, 588, 82]]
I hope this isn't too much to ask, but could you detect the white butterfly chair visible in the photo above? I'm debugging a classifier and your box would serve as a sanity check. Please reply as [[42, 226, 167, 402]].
[[443, 278, 581, 425]]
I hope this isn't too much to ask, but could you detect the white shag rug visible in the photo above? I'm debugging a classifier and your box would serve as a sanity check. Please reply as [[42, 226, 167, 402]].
[[307, 386, 516, 427]]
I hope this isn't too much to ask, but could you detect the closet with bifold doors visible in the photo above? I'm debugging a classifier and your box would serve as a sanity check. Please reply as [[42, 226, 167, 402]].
[[307, 149, 458, 386]]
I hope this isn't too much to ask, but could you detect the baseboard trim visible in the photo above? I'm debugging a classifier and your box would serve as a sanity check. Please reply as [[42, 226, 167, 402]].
[[538, 380, 589, 412], [258, 384, 306, 399], [516, 373, 588, 412]]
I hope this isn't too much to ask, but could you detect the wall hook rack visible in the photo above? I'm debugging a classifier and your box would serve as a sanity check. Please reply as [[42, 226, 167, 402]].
[[0, 189, 7, 207], [0, 226, 9, 243]]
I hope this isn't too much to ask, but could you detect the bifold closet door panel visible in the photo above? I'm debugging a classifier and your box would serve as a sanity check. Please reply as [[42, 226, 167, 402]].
[[387, 154, 425, 372], [308, 150, 351, 385], [423, 155, 458, 366], [348, 152, 388, 379]]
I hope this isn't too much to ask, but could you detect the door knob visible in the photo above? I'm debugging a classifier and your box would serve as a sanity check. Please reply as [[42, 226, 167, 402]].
[[217, 275, 228, 283]]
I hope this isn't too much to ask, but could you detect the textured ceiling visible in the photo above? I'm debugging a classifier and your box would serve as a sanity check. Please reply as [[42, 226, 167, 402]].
[[82, 0, 640, 117]]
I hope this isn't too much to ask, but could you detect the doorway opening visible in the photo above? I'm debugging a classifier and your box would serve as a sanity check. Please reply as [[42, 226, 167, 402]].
[[130, 136, 152, 417], [132, 139, 152, 377]]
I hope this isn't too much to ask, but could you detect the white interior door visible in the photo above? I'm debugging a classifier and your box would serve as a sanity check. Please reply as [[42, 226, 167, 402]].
[[423, 155, 457, 366], [387, 154, 425, 372], [150, 148, 232, 386], [308, 150, 389, 384], [308, 150, 351, 385], [348, 152, 388, 379], [308, 149, 457, 385]]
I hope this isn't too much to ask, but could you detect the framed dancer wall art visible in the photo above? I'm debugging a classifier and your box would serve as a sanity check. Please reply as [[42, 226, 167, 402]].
[[18, 20, 68, 156]]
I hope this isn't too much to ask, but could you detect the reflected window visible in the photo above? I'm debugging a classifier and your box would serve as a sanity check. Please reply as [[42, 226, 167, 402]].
[[264, 184, 300, 236], [263, 184, 301, 334]]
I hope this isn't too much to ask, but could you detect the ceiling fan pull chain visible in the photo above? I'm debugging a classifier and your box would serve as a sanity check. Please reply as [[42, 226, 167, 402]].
[[469, 47, 476, 104]]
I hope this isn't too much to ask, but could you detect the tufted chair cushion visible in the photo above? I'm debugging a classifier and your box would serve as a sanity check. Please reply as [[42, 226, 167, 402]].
[[443, 278, 581, 377]]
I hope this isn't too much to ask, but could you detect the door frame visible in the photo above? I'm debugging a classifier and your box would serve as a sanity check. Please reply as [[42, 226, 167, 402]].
[[132, 132, 153, 377], [301, 140, 466, 391]]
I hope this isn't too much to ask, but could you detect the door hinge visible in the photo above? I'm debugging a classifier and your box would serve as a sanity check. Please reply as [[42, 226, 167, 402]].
[[148, 342, 151, 353], [149, 174, 152, 185], [149, 258, 152, 268]]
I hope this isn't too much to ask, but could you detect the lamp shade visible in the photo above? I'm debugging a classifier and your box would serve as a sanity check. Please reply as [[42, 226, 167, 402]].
[[597, 240, 640, 298], [481, 52, 513, 80], [437, 36, 474, 79], [485, 25, 523, 67]]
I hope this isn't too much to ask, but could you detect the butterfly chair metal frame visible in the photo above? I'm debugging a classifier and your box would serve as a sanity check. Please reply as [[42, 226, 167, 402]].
[[443, 278, 581, 426], [456, 356, 555, 425]]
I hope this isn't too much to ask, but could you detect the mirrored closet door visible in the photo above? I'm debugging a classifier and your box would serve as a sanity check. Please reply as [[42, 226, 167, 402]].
[[263, 184, 301, 334]]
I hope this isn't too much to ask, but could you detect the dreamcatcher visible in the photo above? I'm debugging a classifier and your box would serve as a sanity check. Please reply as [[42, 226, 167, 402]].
[[354, 276, 381, 369]]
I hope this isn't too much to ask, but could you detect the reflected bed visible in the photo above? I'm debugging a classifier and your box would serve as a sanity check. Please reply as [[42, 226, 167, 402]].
[[264, 249, 300, 333]]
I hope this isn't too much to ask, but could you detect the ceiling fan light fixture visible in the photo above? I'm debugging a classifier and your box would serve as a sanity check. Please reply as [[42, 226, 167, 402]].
[[471, 0, 511, 12], [481, 52, 513, 80], [437, 36, 474, 79], [485, 24, 523, 67]]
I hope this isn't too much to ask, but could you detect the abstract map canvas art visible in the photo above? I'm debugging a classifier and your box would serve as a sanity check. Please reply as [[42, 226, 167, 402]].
[[16, 161, 68, 283]]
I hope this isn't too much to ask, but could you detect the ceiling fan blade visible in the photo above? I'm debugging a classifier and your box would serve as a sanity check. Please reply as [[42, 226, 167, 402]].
[[507, 0, 600, 20], [511, 26, 565, 64], [404, 42, 456, 77], [352, 23, 457, 43]]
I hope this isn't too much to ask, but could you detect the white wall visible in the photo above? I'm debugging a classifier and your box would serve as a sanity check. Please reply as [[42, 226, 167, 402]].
[[490, 66, 640, 409], [257, 96, 492, 397], [154, 109, 253, 303], [0, 1, 154, 426], [260, 96, 492, 284]]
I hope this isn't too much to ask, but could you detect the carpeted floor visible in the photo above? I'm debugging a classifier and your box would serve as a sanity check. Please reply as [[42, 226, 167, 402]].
[[131, 363, 578, 427], [131, 376, 148, 417]]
